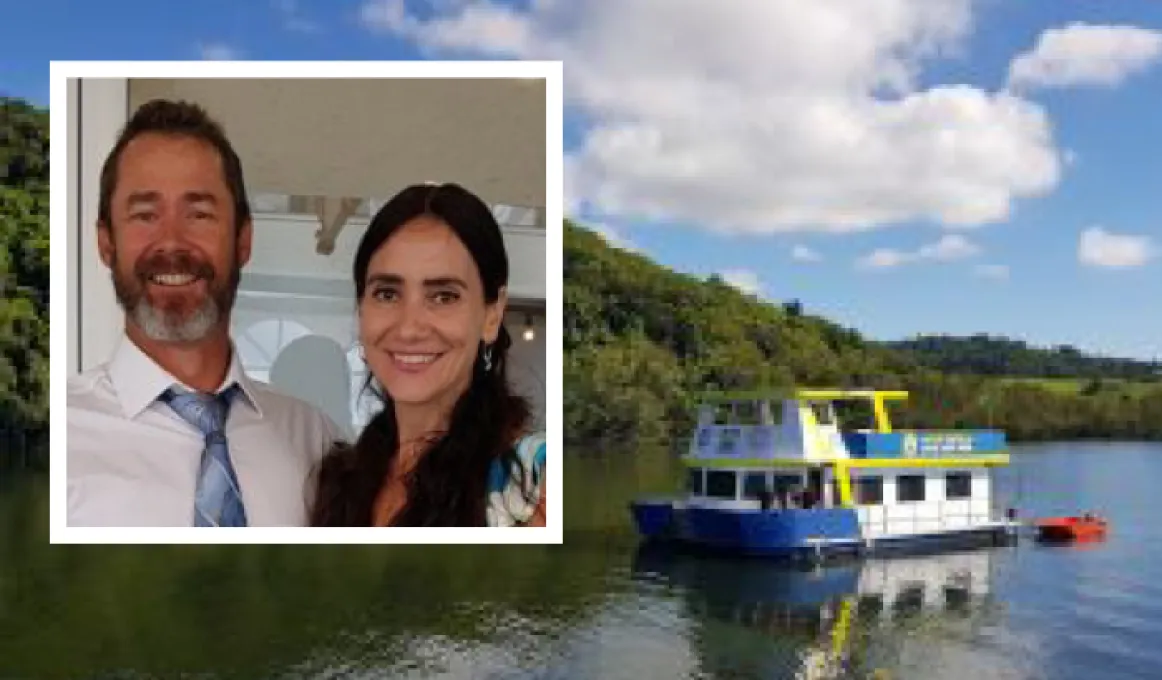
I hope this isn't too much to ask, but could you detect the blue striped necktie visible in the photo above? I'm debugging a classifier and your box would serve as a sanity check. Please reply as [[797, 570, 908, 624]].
[[161, 384, 247, 527]]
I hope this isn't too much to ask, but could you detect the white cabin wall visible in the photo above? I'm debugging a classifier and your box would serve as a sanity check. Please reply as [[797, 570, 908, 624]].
[[857, 467, 998, 537], [971, 469, 992, 521], [884, 472, 917, 536], [855, 472, 897, 537]]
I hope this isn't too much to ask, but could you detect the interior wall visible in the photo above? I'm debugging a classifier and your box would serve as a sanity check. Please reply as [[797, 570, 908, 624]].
[[126, 78, 547, 208], [245, 213, 546, 302]]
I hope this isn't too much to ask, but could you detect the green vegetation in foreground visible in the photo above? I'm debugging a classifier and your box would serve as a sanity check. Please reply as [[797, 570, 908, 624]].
[[563, 221, 1162, 449], [0, 97, 49, 469]]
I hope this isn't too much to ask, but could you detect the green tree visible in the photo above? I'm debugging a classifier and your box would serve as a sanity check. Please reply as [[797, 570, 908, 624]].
[[0, 97, 50, 465]]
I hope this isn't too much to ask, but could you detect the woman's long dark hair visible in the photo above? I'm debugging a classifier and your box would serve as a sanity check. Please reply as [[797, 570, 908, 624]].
[[309, 183, 533, 526]]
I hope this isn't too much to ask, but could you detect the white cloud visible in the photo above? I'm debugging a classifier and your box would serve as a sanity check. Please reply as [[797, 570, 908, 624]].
[[974, 263, 1010, 280], [918, 233, 980, 260], [1078, 226, 1155, 268], [360, 0, 532, 54], [718, 268, 764, 296], [857, 233, 980, 269], [858, 248, 915, 269], [1008, 23, 1162, 90], [198, 43, 241, 60], [791, 245, 822, 262], [360, 0, 1062, 235], [274, 0, 321, 33]]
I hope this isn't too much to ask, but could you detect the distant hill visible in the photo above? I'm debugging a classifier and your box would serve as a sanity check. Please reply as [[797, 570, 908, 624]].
[[563, 221, 1162, 447], [884, 335, 1161, 380]]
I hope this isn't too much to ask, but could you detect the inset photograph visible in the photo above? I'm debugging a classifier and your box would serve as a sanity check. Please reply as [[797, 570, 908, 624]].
[[51, 61, 562, 542]]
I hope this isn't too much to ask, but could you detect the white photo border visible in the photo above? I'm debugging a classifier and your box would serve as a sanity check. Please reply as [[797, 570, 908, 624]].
[[48, 60, 564, 545]]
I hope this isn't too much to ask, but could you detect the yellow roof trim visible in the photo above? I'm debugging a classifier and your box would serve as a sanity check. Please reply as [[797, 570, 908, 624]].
[[844, 455, 1010, 468], [795, 389, 909, 401]]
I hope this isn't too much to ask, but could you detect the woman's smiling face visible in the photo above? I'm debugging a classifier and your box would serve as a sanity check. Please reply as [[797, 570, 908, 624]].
[[359, 214, 506, 413]]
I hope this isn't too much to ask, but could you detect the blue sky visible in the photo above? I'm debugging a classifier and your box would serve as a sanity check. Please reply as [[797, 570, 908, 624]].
[[3, 0, 1160, 360]]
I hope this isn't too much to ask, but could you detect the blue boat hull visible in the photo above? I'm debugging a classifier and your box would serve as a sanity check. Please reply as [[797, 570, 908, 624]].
[[630, 499, 677, 539], [630, 500, 1014, 558], [631, 501, 863, 557]]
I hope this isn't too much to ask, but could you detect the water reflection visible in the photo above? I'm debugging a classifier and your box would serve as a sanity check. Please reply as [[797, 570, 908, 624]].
[[5, 444, 1162, 678], [633, 544, 1008, 679]]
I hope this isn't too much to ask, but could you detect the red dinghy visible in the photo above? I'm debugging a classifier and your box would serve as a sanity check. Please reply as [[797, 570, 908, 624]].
[[1035, 514, 1108, 542]]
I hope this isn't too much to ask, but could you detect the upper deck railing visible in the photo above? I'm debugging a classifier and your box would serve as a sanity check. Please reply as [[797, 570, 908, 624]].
[[688, 388, 1007, 462]]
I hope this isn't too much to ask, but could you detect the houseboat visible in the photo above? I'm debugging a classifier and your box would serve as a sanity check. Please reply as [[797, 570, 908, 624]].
[[630, 389, 1018, 558]]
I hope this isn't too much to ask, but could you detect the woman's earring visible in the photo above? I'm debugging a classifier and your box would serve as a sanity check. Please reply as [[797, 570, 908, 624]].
[[483, 344, 493, 373]]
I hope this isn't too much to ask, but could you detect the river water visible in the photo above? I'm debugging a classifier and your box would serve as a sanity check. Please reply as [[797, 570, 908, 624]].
[[0, 442, 1158, 679]]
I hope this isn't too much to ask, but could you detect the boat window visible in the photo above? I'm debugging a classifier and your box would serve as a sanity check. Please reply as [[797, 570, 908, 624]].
[[897, 475, 926, 503], [772, 474, 802, 493], [705, 470, 738, 499], [742, 472, 769, 499], [854, 476, 884, 505], [734, 400, 759, 425], [946, 472, 972, 499], [687, 468, 704, 495], [809, 402, 834, 425]]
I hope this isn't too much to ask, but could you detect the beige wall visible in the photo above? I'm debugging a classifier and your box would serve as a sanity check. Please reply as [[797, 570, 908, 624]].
[[127, 78, 546, 208]]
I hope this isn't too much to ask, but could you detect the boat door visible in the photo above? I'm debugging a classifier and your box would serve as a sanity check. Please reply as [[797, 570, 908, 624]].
[[808, 467, 825, 508]]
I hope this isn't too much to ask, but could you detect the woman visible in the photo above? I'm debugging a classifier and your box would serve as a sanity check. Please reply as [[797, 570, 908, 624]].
[[310, 183, 545, 527]]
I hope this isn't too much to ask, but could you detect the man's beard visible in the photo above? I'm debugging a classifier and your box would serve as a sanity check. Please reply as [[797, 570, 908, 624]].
[[111, 247, 241, 343]]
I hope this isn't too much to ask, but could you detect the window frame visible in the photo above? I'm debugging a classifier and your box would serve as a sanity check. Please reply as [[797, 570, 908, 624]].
[[897, 474, 927, 503], [705, 470, 739, 500], [854, 475, 884, 505]]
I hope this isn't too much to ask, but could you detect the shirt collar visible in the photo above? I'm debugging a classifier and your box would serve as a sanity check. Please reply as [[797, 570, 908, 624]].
[[108, 333, 264, 420]]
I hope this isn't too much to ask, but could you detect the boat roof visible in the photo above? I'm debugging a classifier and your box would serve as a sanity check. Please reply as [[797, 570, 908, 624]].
[[697, 388, 910, 404]]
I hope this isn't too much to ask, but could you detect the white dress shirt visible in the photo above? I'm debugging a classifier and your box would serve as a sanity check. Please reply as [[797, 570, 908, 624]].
[[67, 334, 345, 527]]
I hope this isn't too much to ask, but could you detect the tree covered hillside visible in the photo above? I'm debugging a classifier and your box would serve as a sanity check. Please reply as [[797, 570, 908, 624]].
[[886, 334, 1161, 380], [1, 97, 50, 464], [563, 221, 1162, 448]]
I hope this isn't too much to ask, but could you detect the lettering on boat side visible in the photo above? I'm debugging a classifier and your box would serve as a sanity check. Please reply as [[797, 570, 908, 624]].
[[917, 433, 974, 455]]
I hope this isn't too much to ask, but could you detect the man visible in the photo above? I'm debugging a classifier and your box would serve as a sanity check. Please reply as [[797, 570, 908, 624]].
[[67, 99, 343, 527]]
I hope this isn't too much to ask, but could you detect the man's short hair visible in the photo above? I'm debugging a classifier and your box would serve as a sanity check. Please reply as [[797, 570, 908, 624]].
[[97, 99, 251, 232]]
